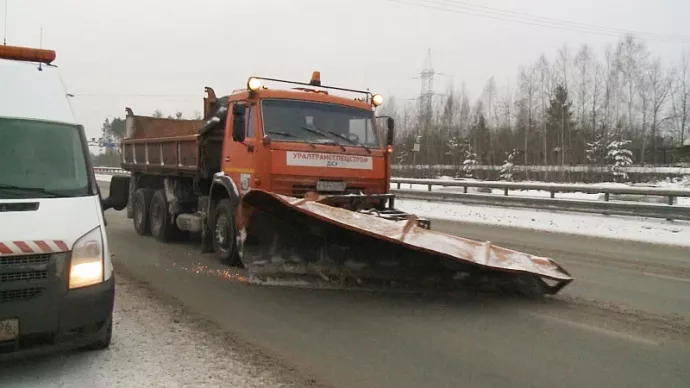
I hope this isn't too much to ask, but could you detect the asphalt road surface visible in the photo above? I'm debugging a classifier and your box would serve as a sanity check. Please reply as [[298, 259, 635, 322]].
[[100, 183, 690, 388]]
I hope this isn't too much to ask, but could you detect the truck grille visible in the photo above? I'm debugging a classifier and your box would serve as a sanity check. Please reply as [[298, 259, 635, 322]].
[[292, 185, 366, 197], [0, 253, 54, 304]]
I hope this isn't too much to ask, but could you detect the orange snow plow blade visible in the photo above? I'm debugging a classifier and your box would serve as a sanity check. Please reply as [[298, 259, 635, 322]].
[[238, 190, 573, 296]]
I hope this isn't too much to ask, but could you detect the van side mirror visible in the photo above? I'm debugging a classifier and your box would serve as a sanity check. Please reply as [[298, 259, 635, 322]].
[[386, 117, 395, 146], [102, 175, 130, 211], [232, 103, 246, 142]]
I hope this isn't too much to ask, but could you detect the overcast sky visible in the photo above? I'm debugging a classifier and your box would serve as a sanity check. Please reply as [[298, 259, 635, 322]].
[[3, 0, 690, 141]]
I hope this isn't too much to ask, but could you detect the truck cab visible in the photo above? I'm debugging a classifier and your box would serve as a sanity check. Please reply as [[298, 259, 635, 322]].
[[0, 45, 127, 358], [208, 73, 395, 205]]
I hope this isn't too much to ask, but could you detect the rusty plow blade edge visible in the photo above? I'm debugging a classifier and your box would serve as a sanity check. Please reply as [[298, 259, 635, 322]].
[[237, 190, 574, 296]]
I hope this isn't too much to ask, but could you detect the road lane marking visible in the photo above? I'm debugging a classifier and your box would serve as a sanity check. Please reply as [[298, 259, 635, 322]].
[[564, 259, 690, 283], [528, 312, 660, 346], [641, 272, 690, 283]]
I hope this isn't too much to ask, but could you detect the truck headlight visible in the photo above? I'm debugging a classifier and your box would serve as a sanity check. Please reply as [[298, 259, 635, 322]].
[[69, 226, 104, 290]]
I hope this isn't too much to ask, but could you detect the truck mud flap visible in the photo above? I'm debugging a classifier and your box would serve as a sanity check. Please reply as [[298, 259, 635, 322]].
[[237, 190, 573, 296]]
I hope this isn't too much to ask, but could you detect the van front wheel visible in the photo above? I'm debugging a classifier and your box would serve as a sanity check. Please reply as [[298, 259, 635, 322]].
[[81, 314, 112, 351]]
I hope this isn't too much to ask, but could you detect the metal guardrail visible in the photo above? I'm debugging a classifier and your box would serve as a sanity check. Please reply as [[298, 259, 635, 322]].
[[391, 164, 690, 174], [391, 178, 690, 206], [94, 167, 690, 221], [94, 167, 128, 174], [390, 190, 690, 221], [390, 178, 690, 221]]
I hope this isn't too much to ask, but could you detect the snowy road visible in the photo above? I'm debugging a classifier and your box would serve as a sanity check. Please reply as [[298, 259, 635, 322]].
[[80, 180, 690, 388], [0, 272, 322, 388]]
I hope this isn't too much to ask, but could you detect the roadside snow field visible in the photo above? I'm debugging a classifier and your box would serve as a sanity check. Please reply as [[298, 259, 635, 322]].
[[395, 198, 690, 247], [0, 272, 314, 388]]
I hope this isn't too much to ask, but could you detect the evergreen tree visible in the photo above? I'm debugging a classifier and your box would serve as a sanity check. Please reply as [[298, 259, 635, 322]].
[[545, 84, 575, 165]]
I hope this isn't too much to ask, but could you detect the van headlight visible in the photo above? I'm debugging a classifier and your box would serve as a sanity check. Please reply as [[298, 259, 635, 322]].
[[69, 226, 104, 290]]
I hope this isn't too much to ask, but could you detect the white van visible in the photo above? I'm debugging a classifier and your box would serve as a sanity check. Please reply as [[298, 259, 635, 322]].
[[0, 45, 129, 358]]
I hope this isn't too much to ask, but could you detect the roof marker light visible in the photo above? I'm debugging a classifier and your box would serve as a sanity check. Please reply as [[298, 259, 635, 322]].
[[372, 94, 384, 106], [247, 77, 262, 91]]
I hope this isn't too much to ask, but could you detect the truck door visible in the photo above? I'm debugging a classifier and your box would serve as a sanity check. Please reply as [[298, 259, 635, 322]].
[[222, 101, 256, 195]]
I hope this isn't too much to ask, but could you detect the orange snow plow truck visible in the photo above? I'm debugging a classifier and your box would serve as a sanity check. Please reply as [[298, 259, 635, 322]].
[[108, 72, 573, 295]]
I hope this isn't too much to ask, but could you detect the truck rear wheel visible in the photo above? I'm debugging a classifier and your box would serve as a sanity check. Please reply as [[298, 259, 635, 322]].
[[149, 189, 180, 243], [133, 188, 153, 236], [212, 199, 241, 266]]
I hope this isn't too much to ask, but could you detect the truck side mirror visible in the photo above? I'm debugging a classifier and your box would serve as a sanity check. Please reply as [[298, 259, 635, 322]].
[[232, 103, 246, 142], [386, 117, 395, 146], [102, 175, 130, 211]]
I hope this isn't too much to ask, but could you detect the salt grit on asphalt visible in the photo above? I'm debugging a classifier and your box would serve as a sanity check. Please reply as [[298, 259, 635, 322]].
[[0, 273, 321, 388]]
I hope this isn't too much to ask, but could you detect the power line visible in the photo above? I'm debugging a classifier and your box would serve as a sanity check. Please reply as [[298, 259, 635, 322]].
[[431, 0, 690, 41], [382, 0, 690, 44]]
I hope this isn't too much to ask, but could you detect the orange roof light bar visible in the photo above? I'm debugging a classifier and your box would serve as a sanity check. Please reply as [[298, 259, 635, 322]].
[[0, 45, 56, 64], [251, 72, 373, 101]]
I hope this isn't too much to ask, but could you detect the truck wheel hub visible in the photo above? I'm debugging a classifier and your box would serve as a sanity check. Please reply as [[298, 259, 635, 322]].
[[215, 215, 228, 246]]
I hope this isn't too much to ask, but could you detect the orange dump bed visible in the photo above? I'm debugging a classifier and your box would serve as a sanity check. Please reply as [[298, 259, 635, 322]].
[[121, 113, 208, 176], [126, 115, 204, 139]]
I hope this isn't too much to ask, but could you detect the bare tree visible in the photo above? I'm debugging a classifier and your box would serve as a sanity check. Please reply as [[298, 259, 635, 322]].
[[647, 57, 672, 163], [616, 35, 648, 140], [601, 44, 619, 138], [638, 69, 651, 163], [556, 44, 571, 90], [482, 77, 499, 128], [591, 59, 603, 143], [535, 55, 553, 166], [458, 83, 472, 137], [518, 65, 538, 166], [671, 52, 690, 146], [574, 44, 594, 133]]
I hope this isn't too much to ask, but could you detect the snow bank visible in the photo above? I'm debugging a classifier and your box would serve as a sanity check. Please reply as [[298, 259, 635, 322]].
[[96, 174, 113, 182], [0, 275, 312, 388]]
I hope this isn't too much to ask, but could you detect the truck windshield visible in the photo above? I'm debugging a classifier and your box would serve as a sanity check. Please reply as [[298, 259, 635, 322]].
[[0, 118, 89, 199], [260, 99, 380, 148]]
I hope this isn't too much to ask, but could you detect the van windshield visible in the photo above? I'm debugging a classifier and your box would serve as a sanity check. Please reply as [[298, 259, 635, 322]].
[[0, 118, 89, 199]]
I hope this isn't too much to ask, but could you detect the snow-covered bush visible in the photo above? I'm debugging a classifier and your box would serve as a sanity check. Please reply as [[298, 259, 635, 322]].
[[500, 149, 518, 181], [607, 140, 633, 182], [586, 135, 606, 166], [462, 144, 479, 178]]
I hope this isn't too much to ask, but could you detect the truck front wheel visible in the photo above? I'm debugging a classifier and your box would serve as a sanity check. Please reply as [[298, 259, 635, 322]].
[[212, 199, 241, 266]]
